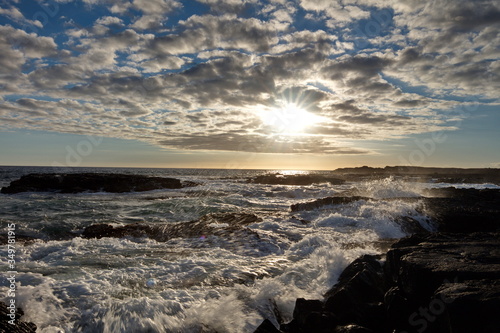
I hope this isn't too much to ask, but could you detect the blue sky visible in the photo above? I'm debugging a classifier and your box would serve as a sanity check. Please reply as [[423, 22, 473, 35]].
[[0, 0, 499, 169]]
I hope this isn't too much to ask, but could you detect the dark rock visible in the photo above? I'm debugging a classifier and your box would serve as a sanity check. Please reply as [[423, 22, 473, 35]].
[[333, 325, 374, 333], [0, 302, 37, 333], [248, 174, 345, 186], [292, 298, 324, 327], [0, 234, 39, 246], [384, 286, 416, 332], [82, 213, 262, 242], [254, 319, 281, 333], [323, 255, 388, 332], [386, 232, 500, 300], [432, 280, 500, 333], [384, 232, 500, 333], [0, 173, 190, 194], [324, 255, 387, 303], [280, 298, 337, 333], [291, 196, 370, 212], [394, 216, 429, 234], [260, 231, 500, 333], [422, 188, 500, 232], [332, 166, 500, 184]]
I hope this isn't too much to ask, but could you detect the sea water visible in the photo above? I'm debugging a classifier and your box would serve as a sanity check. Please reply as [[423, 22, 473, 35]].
[[0, 166, 495, 332]]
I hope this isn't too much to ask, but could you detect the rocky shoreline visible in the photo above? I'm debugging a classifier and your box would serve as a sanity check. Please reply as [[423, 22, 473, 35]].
[[2, 171, 499, 332], [255, 232, 500, 333], [255, 187, 500, 333]]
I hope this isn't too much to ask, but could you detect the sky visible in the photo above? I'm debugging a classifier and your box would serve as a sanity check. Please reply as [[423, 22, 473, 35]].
[[0, 0, 499, 170]]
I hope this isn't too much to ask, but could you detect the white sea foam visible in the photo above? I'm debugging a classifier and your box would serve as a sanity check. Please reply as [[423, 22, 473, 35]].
[[350, 176, 425, 198], [428, 182, 500, 189]]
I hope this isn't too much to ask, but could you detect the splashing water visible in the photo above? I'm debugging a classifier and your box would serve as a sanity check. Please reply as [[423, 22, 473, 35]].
[[0, 167, 451, 332]]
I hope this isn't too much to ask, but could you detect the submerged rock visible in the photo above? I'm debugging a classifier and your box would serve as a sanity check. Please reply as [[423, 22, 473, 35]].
[[0, 234, 39, 246], [82, 212, 262, 242], [0, 173, 194, 194], [290, 196, 370, 212], [248, 174, 345, 186]]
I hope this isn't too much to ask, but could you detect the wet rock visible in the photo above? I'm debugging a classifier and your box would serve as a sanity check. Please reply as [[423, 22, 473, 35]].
[[248, 174, 344, 186], [432, 280, 500, 333], [384, 286, 415, 332], [267, 232, 500, 333], [0, 173, 190, 194], [0, 302, 37, 333], [422, 188, 500, 232], [0, 234, 39, 246], [394, 216, 429, 234], [290, 196, 370, 212], [332, 166, 500, 184], [82, 213, 262, 242], [290, 188, 500, 233], [324, 255, 388, 332], [386, 232, 500, 300], [291, 298, 325, 329], [254, 319, 281, 333], [333, 325, 374, 333], [384, 232, 500, 333]]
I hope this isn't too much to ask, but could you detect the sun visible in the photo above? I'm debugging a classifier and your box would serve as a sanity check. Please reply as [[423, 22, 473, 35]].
[[260, 102, 322, 135]]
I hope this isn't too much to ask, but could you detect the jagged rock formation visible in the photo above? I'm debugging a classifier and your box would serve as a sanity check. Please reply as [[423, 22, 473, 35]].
[[255, 233, 500, 333], [256, 188, 500, 333]]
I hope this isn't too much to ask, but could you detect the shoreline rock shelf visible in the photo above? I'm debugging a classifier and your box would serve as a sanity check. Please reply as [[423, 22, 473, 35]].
[[0, 173, 198, 194], [256, 188, 500, 333], [256, 233, 500, 333]]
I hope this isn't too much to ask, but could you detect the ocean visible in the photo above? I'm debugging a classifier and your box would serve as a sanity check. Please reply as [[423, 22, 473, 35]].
[[1, 166, 498, 332]]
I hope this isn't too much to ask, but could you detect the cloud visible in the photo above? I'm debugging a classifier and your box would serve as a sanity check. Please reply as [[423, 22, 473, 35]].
[[0, 0, 498, 156], [149, 14, 284, 56], [95, 16, 124, 26], [157, 133, 370, 154], [299, 0, 370, 27], [0, 25, 57, 59], [0, 5, 43, 28]]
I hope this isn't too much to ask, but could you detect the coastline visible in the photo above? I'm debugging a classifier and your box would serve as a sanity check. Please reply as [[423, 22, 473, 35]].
[[255, 185, 500, 333], [1, 167, 499, 332]]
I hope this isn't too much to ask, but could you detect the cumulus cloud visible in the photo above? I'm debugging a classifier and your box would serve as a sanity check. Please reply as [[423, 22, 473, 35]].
[[0, 5, 43, 28], [299, 0, 370, 27]]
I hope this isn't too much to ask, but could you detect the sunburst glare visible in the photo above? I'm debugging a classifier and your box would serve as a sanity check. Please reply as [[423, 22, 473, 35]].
[[259, 102, 324, 135]]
